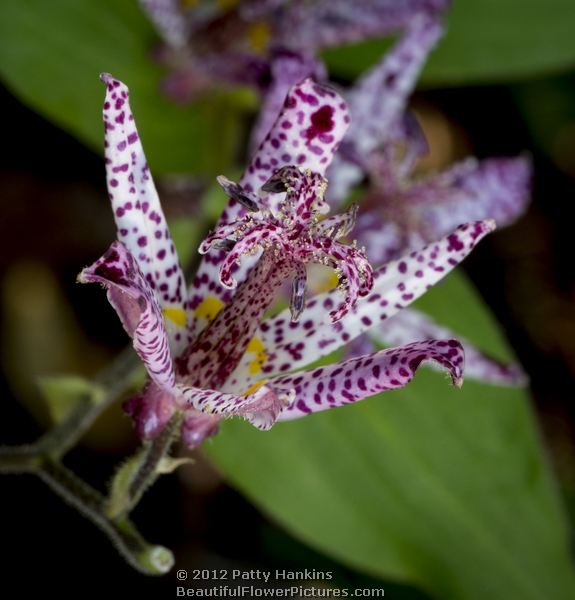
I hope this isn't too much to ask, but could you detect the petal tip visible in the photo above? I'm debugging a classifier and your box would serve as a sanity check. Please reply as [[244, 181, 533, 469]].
[[76, 269, 88, 284], [100, 72, 114, 85]]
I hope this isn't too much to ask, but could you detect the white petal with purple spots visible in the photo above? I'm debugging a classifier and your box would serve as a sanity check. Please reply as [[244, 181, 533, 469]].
[[177, 381, 294, 431], [79, 241, 176, 394], [226, 220, 494, 390], [371, 308, 528, 386], [274, 338, 464, 420], [101, 74, 188, 350]]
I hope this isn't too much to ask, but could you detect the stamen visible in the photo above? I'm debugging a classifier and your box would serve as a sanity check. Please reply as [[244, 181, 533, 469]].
[[217, 175, 260, 212], [202, 165, 375, 323], [290, 266, 307, 322]]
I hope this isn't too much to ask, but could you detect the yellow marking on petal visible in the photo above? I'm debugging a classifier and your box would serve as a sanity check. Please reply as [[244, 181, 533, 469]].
[[247, 336, 265, 353], [181, 0, 200, 8], [162, 307, 187, 327], [316, 271, 340, 293], [217, 0, 238, 10], [241, 379, 267, 397], [247, 21, 271, 53], [194, 296, 225, 322], [246, 336, 268, 374]]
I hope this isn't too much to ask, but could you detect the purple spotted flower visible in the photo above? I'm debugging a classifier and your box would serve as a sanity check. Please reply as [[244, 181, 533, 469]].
[[79, 73, 493, 449], [139, 0, 449, 114]]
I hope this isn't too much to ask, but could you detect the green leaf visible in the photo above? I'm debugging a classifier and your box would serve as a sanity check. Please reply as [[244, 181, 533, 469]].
[[206, 272, 575, 600], [323, 0, 575, 85], [0, 0, 251, 174], [38, 375, 105, 425]]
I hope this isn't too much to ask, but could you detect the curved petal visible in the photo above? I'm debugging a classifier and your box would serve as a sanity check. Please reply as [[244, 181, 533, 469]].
[[235, 78, 351, 219], [407, 156, 532, 238], [177, 381, 294, 431], [139, 0, 187, 48], [78, 241, 176, 393], [274, 338, 464, 421], [101, 74, 188, 350], [371, 308, 528, 386], [249, 51, 326, 154], [328, 14, 443, 202], [225, 220, 494, 391], [278, 0, 448, 52]]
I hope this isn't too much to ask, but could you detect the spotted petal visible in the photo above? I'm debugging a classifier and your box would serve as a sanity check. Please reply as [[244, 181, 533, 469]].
[[139, 0, 187, 48], [101, 74, 188, 351], [278, 0, 448, 52], [187, 78, 350, 337], [328, 14, 443, 202], [78, 241, 176, 394], [177, 381, 294, 431], [370, 308, 528, 386], [273, 339, 464, 421], [249, 51, 326, 154], [238, 78, 350, 217], [225, 220, 494, 391], [405, 156, 532, 238]]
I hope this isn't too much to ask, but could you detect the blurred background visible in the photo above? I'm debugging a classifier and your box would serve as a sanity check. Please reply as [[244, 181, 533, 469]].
[[1, 1, 574, 598]]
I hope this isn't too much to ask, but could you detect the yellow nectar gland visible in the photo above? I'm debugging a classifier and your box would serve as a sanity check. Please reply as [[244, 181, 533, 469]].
[[162, 307, 187, 327], [246, 336, 268, 374], [193, 296, 225, 323], [317, 271, 340, 294], [241, 379, 268, 397], [217, 0, 239, 11], [247, 21, 271, 53]]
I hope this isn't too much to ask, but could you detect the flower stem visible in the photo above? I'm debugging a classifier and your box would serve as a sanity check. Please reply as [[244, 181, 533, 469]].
[[38, 458, 174, 575], [106, 412, 183, 520], [0, 347, 174, 575]]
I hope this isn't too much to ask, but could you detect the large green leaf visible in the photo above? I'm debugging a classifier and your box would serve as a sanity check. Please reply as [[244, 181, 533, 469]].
[[206, 272, 575, 600], [0, 0, 251, 174], [323, 0, 575, 85]]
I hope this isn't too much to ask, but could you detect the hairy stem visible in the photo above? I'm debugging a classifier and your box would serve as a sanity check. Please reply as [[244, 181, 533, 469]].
[[106, 412, 183, 519], [38, 458, 174, 575]]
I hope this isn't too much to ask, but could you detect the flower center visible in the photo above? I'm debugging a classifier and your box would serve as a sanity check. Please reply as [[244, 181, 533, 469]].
[[180, 165, 375, 390]]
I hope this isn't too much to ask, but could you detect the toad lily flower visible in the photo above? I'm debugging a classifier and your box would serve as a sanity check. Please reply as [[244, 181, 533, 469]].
[[79, 73, 493, 449], [139, 0, 449, 117], [316, 13, 530, 386]]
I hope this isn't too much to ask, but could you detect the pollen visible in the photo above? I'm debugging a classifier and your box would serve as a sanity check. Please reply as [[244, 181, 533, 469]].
[[246, 336, 268, 374], [194, 296, 225, 322], [162, 307, 187, 327]]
